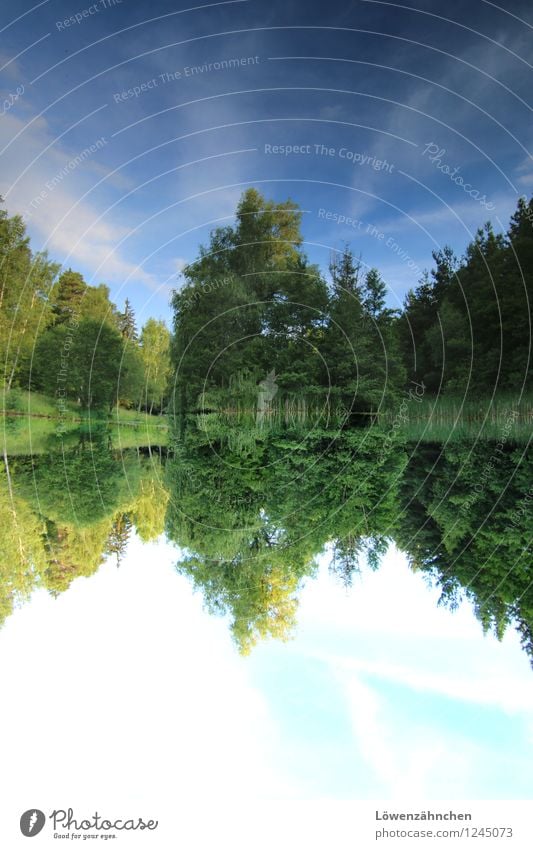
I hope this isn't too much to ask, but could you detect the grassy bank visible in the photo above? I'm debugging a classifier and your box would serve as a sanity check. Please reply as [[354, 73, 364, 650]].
[[1, 390, 168, 454], [387, 392, 533, 442]]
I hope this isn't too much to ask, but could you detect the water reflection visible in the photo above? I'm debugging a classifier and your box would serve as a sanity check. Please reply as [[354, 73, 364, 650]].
[[1, 429, 167, 621], [1, 416, 531, 666]]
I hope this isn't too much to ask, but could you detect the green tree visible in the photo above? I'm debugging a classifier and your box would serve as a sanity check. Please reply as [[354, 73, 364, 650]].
[[399, 199, 533, 395], [171, 189, 327, 414], [130, 474, 169, 542], [118, 341, 145, 410], [0, 207, 59, 390], [363, 267, 387, 318], [51, 269, 87, 324], [138, 318, 172, 413], [118, 298, 137, 341], [105, 513, 132, 565], [79, 283, 120, 329], [394, 440, 533, 665], [33, 319, 125, 410], [0, 463, 48, 625]]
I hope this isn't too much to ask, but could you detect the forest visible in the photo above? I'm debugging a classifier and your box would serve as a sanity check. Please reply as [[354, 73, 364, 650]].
[[0, 202, 172, 415], [1, 189, 532, 663]]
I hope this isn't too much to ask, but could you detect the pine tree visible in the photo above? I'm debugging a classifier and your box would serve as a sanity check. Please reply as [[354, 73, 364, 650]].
[[363, 267, 387, 318], [118, 297, 137, 340]]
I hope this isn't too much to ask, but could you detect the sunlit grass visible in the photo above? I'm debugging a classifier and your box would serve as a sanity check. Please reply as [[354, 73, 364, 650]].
[[1, 392, 168, 454], [389, 392, 533, 442]]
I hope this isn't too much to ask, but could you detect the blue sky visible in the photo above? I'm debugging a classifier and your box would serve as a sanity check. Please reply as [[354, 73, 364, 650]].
[[1, 0, 532, 328]]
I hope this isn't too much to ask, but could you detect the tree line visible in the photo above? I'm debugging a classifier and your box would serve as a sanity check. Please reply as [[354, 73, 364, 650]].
[[3, 189, 532, 415], [399, 197, 533, 396], [0, 204, 171, 414], [171, 190, 533, 417]]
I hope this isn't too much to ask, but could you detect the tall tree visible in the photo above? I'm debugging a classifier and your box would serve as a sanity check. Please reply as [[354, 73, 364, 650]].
[[171, 189, 325, 412], [138, 318, 172, 413], [363, 267, 387, 318], [79, 283, 120, 329], [118, 298, 137, 341], [51, 269, 87, 324], [33, 319, 125, 410], [0, 207, 59, 389]]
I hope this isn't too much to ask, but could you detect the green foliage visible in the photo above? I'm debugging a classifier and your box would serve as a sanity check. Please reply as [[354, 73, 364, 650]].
[[13, 441, 124, 527], [118, 297, 137, 340], [33, 319, 125, 410], [170, 194, 406, 422], [51, 269, 87, 324], [401, 201, 533, 395], [130, 473, 169, 542], [0, 207, 60, 390], [394, 440, 533, 661], [170, 188, 329, 411], [78, 283, 120, 328], [118, 342, 145, 409], [0, 200, 172, 413], [164, 417, 407, 654], [138, 318, 172, 413], [0, 462, 48, 624]]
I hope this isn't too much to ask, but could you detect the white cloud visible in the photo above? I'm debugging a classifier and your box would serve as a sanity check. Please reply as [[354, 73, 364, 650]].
[[0, 48, 24, 81], [292, 546, 533, 798], [299, 548, 533, 706], [0, 110, 160, 293], [517, 172, 533, 188], [339, 671, 471, 799], [0, 534, 293, 818]]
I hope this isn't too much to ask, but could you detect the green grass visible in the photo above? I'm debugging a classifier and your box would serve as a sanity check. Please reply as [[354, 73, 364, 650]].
[[3, 388, 80, 419], [109, 404, 167, 426], [2, 418, 168, 455], [386, 392, 533, 442], [109, 424, 168, 449], [1, 392, 168, 454]]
